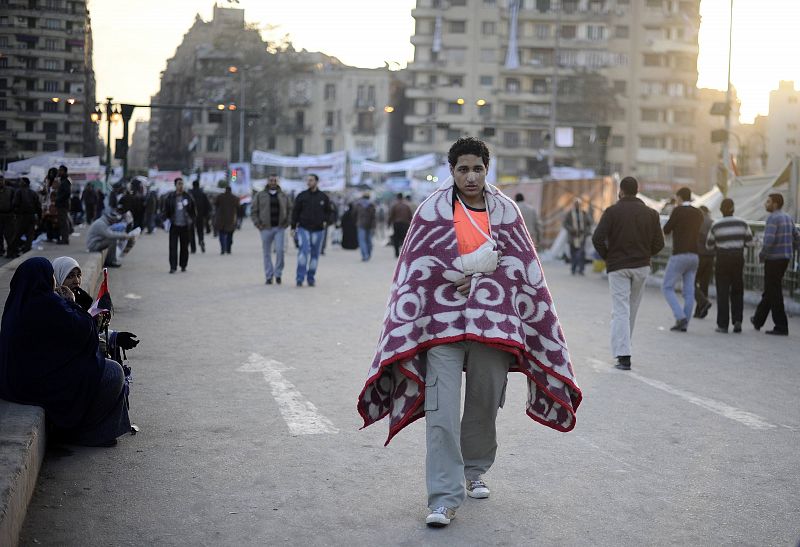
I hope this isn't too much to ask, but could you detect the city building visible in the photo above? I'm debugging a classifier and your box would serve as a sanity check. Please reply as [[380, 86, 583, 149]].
[[0, 0, 98, 164], [405, 0, 701, 189], [148, 4, 397, 173], [127, 119, 149, 173], [693, 87, 740, 193], [766, 80, 800, 172]]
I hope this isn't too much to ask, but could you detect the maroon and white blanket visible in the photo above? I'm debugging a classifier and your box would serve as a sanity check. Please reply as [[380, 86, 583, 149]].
[[357, 179, 582, 444]]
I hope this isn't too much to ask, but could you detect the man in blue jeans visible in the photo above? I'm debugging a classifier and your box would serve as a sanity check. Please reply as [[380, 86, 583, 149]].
[[354, 192, 376, 261], [251, 174, 291, 285], [291, 174, 332, 287], [662, 187, 704, 332]]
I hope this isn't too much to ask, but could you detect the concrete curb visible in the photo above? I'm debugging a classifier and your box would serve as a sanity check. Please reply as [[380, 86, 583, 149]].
[[0, 240, 105, 547]]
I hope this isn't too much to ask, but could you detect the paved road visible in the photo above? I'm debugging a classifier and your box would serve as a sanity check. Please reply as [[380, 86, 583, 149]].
[[19, 226, 800, 546]]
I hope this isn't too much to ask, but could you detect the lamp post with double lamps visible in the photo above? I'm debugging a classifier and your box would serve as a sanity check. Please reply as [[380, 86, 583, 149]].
[[228, 65, 246, 163]]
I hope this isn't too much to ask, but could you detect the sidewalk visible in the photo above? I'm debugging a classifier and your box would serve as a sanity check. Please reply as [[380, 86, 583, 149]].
[[0, 226, 105, 547]]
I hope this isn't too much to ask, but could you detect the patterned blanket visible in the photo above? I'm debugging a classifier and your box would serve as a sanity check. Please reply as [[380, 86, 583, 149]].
[[357, 179, 582, 444]]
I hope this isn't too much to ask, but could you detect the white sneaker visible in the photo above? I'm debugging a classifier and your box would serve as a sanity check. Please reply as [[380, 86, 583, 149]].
[[467, 479, 490, 499], [425, 506, 456, 527]]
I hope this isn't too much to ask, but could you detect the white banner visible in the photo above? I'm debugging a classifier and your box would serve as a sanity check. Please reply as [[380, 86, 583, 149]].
[[361, 153, 438, 174], [251, 150, 346, 168]]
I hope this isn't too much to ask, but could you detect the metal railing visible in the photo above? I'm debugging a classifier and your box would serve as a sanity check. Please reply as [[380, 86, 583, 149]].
[[651, 220, 800, 301]]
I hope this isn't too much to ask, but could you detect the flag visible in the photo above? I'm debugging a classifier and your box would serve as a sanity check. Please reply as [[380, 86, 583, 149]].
[[88, 268, 113, 317]]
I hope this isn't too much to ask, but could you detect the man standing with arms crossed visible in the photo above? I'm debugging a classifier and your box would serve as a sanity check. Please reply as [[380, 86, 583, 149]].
[[751, 193, 800, 336], [592, 176, 664, 370], [662, 186, 703, 332], [291, 174, 332, 287], [252, 174, 291, 284]]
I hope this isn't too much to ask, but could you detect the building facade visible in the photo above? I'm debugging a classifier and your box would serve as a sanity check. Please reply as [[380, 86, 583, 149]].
[[766, 80, 800, 173], [405, 0, 700, 189], [148, 4, 396, 173], [0, 0, 97, 164], [127, 119, 149, 173]]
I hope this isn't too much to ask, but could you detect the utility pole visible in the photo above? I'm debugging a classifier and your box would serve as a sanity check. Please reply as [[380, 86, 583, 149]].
[[722, 0, 734, 193], [239, 70, 246, 163], [104, 96, 113, 186], [547, 1, 561, 173]]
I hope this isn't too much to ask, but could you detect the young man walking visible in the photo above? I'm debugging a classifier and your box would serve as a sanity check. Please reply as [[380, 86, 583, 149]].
[[693, 205, 714, 319], [592, 176, 664, 370], [251, 174, 290, 284], [163, 178, 196, 273], [751, 193, 800, 336], [387, 193, 413, 258], [705, 198, 753, 333], [55, 165, 72, 245], [189, 180, 211, 253], [563, 198, 592, 275], [661, 187, 703, 332], [358, 137, 581, 527], [291, 174, 332, 287], [354, 192, 376, 261]]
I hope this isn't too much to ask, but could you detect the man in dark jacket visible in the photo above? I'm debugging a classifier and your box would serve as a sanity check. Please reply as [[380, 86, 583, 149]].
[[11, 177, 41, 256], [387, 193, 414, 258], [55, 165, 72, 244], [662, 186, 704, 332], [251, 174, 291, 284], [563, 198, 593, 275], [291, 173, 332, 287], [592, 176, 664, 370], [0, 176, 16, 257], [189, 180, 211, 253], [693, 205, 715, 319], [163, 178, 196, 273], [214, 186, 239, 255], [81, 183, 98, 226]]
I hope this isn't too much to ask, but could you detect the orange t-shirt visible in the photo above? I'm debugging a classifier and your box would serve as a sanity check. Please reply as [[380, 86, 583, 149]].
[[454, 200, 491, 255]]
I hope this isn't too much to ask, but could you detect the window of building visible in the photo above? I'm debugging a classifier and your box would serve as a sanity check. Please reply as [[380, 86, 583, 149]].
[[481, 21, 496, 35], [206, 136, 223, 152], [325, 139, 333, 154], [44, 59, 59, 70], [295, 110, 305, 128], [478, 103, 492, 118], [640, 136, 663, 149], [562, 0, 578, 11], [787, 138, 797, 146], [446, 128, 462, 141], [788, 123, 798, 130], [357, 111, 374, 132], [560, 25, 576, 39], [667, 82, 685, 97], [535, 0, 551, 12], [615, 25, 629, 38], [0, 99, 7, 111], [532, 78, 547, 93], [534, 24, 550, 39], [0, 79, 6, 89], [325, 111, 335, 128], [643, 54, 663, 67], [500, 157, 518, 172], [415, 19, 433, 34], [45, 0, 64, 7], [43, 80, 59, 92], [0, 121, 5, 131], [479, 48, 495, 62], [42, 121, 58, 133], [267, 136, 276, 150], [505, 78, 521, 92], [426, 100, 436, 115], [324, 83, 335, 100], [503, 131, 520, 148], [448, 20, 466, 33], [445, 47, 467, 64], [641, 108, 660, 122], [450, 0, 466, 5], [672, 165, 694, 179], [25, 121, 35, 132], [208, 112, 222, 124], [671, 136, 694, 152], [43, 101, 58, 112], [447, 102, 463, 115], [448, 75, 464, 87], [504, 104, 520, 118], [587, 25, 606, 40], [44, 38, 57, 50], [613, 80, 626, 94], [611, 135, 624, 147], [479, 75, 494, 87], [295, 138, 303, 155], [44, 18, 60, 29], [673, 110, 694, 124]]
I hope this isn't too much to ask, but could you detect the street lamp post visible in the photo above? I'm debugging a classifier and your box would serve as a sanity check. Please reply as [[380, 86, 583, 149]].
[[229, 66, 246, 163], [722, 0, 734, 186], [104, 97, 114, 185]]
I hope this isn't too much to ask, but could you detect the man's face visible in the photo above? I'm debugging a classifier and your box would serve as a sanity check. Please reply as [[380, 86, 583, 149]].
[[451, 154, 487, 201], [175, 180, 184, 193], [58, 168, 66, 177], [765, 197, 775, 212], [268, 176, 279, 190], [306, 176, 318, 191]]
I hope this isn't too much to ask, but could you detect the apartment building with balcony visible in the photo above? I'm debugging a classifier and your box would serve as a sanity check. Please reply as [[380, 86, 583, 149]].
[[766, 80, 800, 173], [0, 0, 97, 164], [405, 0, 701, 189]]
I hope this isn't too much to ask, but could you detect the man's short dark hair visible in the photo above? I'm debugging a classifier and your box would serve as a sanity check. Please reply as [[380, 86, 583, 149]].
[[307, 173, 319, 182], [768, 193, 784, 209], [192, 180, 200, 188], [515, 193, 524, 202], [619, 176, 638, 196], [396, 192, 404, 200], [720, 198, 735, 216], [268, 172, 278, 178], [58, 165, 68, 174], [21, 177, 30, 187], [174, 177, 183, 185], [676, 187, 692, 201], [448, 137, 490, 168]]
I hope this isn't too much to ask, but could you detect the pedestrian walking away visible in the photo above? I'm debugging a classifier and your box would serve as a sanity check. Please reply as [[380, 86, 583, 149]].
[[291, 174, 332, 287], [705, 198, 753, 333], [357, 137, 582, 528], [661, 186, 703, 332], [55, 165, 73, 245], [693, 205, 715, 319], [0, 175, 17, 257], [354, 192, 376, 261], [11, 177, 41, 257], [387, 192, 413, 258], [591, 176, 664, 370], [514, 193, 542, 247], [163, 178, 196, 273], [81, 183, 99, 227], [215, 186, 239, 255], [189, 180, 211, 253], [751, 193, 800, 336], [563, 198, 592, 275], [251, 174, 291, 284]]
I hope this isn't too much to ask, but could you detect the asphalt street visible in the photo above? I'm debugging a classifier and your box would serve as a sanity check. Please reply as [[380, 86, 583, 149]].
[[19, 225, 800, 546]]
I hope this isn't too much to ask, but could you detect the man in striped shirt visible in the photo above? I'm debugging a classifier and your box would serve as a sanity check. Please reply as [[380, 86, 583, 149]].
[[706, 198, 753, 333], [751, 193, 800, 335]]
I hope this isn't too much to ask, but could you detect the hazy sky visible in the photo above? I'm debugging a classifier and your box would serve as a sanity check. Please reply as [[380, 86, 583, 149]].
[[91, 0, 799, 124]]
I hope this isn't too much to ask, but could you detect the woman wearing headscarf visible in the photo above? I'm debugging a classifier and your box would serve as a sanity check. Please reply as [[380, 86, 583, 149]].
[[0, 257, 131, 447]]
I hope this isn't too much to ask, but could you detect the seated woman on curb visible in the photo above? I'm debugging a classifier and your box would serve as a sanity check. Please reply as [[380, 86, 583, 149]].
[[0, 257, 131, 447]]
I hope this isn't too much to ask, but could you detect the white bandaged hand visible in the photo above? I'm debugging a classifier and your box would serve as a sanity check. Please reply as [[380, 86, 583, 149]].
[[456, 241, 499, 276]]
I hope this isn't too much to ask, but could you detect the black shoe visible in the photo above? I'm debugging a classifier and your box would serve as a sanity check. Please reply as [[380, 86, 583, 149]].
[[276, 277, 281, 285], [698, 302, 711, 319], [615, 356, 631, 370], [307, 280, 315, 287], [750, 316, 761, 331], [296, 281, 303, 287], [181, 267, 186, 272], [670, 318, 688, 332], [169, 269, 176, 274], [106, 262, 122, 268], [733, 322, 742, 333], [715, 327, 728, 333], [266, 278, 273, 285], [200, 242, 205, 253], [765, 329, 789, 336]]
